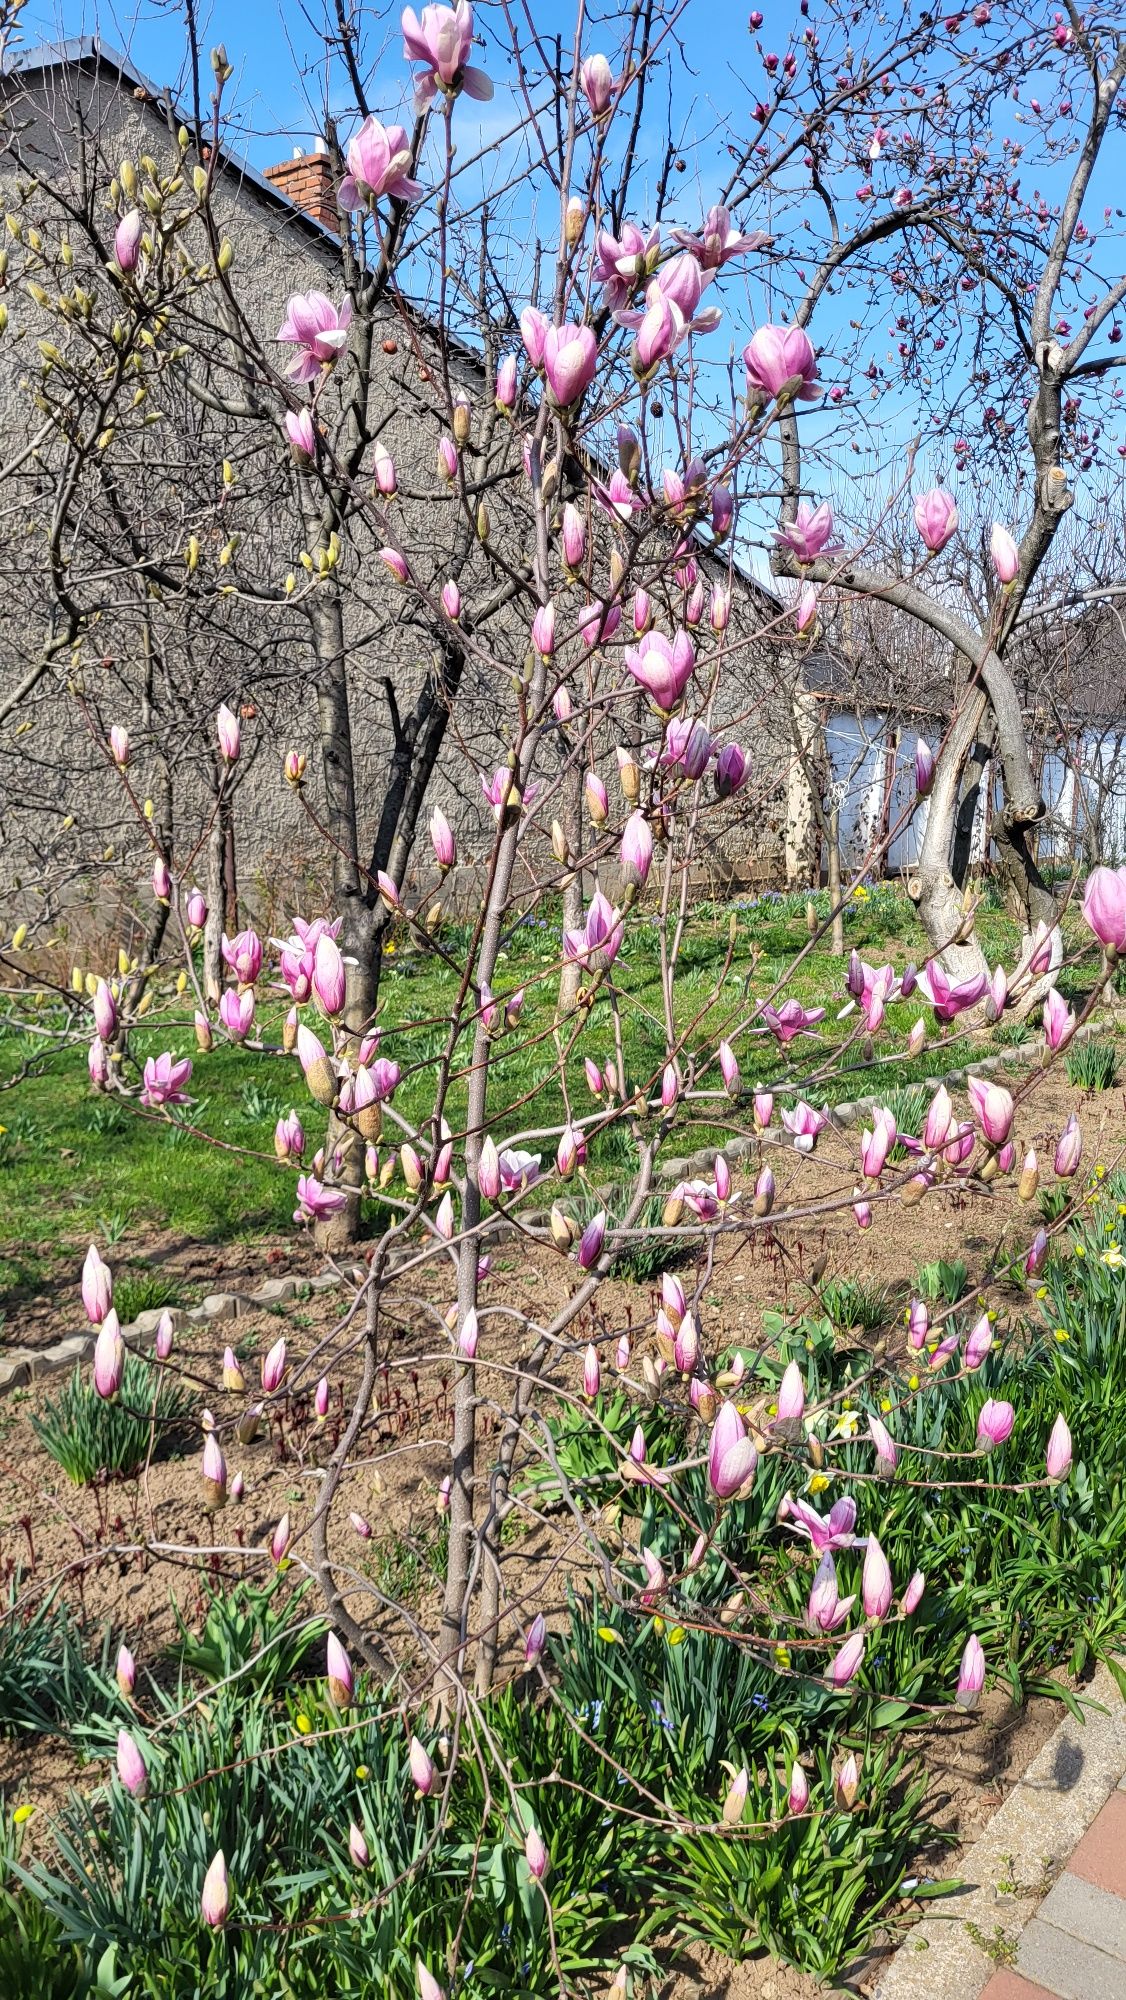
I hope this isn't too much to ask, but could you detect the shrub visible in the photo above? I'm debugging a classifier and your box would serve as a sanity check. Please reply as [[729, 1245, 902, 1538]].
[[32, 1357, 194, 1484], [0, 1581, 91, 1737], [170, 1577, 328, 1694]]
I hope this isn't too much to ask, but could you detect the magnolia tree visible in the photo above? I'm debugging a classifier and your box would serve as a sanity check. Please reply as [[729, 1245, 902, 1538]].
[[4, 0, 1126, 1981]]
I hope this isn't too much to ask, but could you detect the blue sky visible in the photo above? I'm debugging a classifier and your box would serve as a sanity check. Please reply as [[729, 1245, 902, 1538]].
[[18, 0, 1125, 583]]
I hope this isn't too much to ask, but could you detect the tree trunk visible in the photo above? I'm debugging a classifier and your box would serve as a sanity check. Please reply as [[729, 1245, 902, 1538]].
[[827, 804, 844, 955]]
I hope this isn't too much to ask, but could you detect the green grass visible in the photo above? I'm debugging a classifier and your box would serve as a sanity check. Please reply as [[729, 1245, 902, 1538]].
[[0, 882, 1094, 1306]]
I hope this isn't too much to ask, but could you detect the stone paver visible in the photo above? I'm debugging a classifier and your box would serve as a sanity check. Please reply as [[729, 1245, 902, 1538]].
[[873, 1662, 1126, 2000], [1015, 1917, 1126, 1999], [979, 1974, 1058, 2000], [1067, 1790, 1126, 1898], [1034, 1871, 1126, 1960]]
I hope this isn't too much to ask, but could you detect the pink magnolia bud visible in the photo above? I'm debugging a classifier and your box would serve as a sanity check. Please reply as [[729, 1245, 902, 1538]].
[[93, 979, 117, 1043], [990, 522, 1019, 584], [577, 1210, 606, 1269], [478, 1135, 500, 1200], [93, 1311, 124, 1399], [718, 1041, 740, 1096], [829, 1631, 865, 1686], [221, 1346, 245, 1393], [152, 854, 171, 900], [114, 208, 145, 273], [349, 1821, 370, 1868], [217, 703, 241, 763], [525, 1612, 547, 1665], [585, 770, 609, 824], [109, 724, 130, 767], [775, 1360, 805, 1426], [372, 440, 397, 496], [286, 408, 316, 457], [964, 1313, 993, 1370], [262, 1336, 287, 1394], [582, 1343, 601, 1396], [410, 1735, 436, 1795], [1082, 865, 1126, 954], [788, 1759, 809, 1815], [977, 1397, 1014, 1449], [88, 1038, 110, 1090], [914, 737, 935, 796], [722, 1766, 749, 1825], [620, 811, 653, 886], [458, 1309, 479, 1360], [201, 1849, 229, 1928], [524, 1825, 549, 1880], [580, 51, 615, 115], [327, 1631, 354, 1707], [379, 546, 410, 584], [417, 1964, 445, 2000], [853, 1199, 872, 1230], [862, 1533, 893, 1620], [562, 502, 586, 571], [82, 1242, 113, 1325], [901, 1570, 925, 1615], [616, 1333, 630, 1370], [834, 1753, 860, 1810], [870, 1415, 898, 1476], [155, 1310, 174, 1361], [754, 1090, 773, 1131], [532, 602, 556, 659], [495, 353, 517, 409], [1025, 1226, 1049, 1278], [116, 1642, 137, 1698], [430, 807, 456, 871], [438, 1475, 451, 1511], [753, 1165, 775, 1216], [1054, 1113, 1082, 1178], [185, 887, 207, 929], [1045, 1412, 1072, 1482], [270, 1512, 291, 1563], [202, 1432, 227, 1509], [907, 1299, 928, 1349], [956, 1634, 985, 1710], [313, 934, 347, 1018], [441, 579, 461, 620], [315, 1375, 330, 1418], [968, 1075, 1013, 1147], [913, 487, 958, 553], [708, 1401, 757, 1500], [674, 1312, 700, 1375], [219, 987, 255, 1041]]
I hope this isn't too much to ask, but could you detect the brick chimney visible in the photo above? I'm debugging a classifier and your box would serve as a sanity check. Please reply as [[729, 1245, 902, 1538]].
[[263, 140, 339, 235]]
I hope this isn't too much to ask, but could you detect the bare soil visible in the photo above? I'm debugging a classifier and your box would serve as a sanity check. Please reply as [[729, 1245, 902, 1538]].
[[1, 1058, 1123, 1993]]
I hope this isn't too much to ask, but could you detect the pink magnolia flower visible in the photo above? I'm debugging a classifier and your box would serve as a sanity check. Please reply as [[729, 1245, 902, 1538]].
[[524, 1825, 549, 1880], [671, 204, 770, 269], [779, 1493, 859, 1552], [781, 1100, 828, 1153], [481, 767, 537, 821], [761, 998, 826, 1043], [401, 1, 493, 107], [788, 1760, 809, 1815], [338, 115, 423, 208], [219, 987, 255, 1041], [295, 1175, 348, 1223], [276, 291, 353, 383], [775, 499, 837, 563], [141, 1052, 192, 1107], [625, 630, 696, 711], [542, 323, 598, 407], [743, 323, 819, 405], [326, 1631, 354, 1706], [592, 221, 661, 307], [917, 959, 988, 1022], [1082, 865, 1126, 953], [563, 889, 624, 970], [913, 487, 958, 552], [806, 1550, 855, 1633], [221, 928, 263, 985], [708, 1401, 758, 1500], [964, 1313, 993, 1370], [860, 1105, 897, 1179]]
